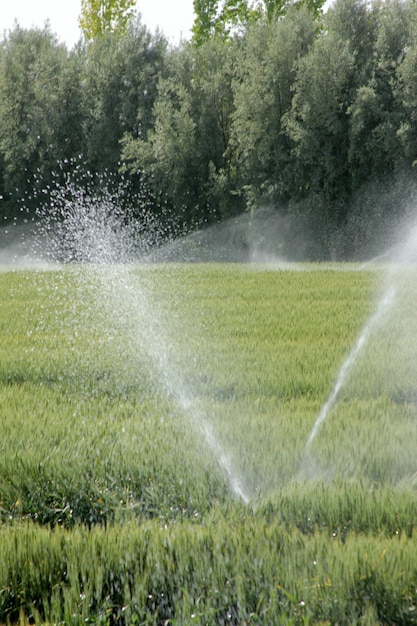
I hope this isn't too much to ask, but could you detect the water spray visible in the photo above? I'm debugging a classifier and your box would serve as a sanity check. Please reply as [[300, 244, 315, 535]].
[[304, 285, 396, 451], [304, 215, 417, 453], [36, 170, 251, 504]]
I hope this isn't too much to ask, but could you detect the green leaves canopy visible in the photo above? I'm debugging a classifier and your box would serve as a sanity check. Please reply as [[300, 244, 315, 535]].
[[192, 0, 324, 45], [1, 0, 417, 258], [79, 0, 136, 40]]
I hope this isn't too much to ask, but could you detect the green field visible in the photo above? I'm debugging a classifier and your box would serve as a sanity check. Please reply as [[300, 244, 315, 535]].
[[1, 263, 417, 625]]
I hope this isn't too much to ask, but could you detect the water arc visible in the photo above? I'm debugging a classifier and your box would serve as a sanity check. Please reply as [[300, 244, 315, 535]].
[[304, 285, 396, 451]]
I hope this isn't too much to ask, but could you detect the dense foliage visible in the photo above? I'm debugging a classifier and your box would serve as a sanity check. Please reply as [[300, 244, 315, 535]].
[[1, 0, 417, 257], [79, 0, 136, 40]]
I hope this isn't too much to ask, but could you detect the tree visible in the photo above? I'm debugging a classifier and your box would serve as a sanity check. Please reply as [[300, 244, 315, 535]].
[[80, 18, 167, 176], [230, 7, 316, 208], [347, 0, 412, 187], [0, 26, 73, 217], [192, 0, 262, 44], [0, 18, 166, 220], [398, 46, 417, 165], [121, 39, 239, 225], [324, 0, 377, 84], [192, 0, 324, 45], [263, 0, 324, 21], [284, 34, 356, 204], [385, 0, 417, 166], [283, 0, 379, 206], [79, 0, 136, 40]]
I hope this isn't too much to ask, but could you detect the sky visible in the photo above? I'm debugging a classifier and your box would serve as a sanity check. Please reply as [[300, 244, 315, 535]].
[[0, 0, 195, 48]]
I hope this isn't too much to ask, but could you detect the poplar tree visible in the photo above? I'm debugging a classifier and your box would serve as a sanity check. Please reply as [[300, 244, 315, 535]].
[[192, 0, 262, 44], [192, 0, 324, 45], [79, 0, 136, 40]]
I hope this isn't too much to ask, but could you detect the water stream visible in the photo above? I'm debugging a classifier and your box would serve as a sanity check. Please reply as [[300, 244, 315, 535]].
[[38, 180, 251, 503], [305, 285, 396, 450]]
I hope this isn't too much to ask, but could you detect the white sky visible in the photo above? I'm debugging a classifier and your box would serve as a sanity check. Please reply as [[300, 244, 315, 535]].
[[0, 0, 195, 48]]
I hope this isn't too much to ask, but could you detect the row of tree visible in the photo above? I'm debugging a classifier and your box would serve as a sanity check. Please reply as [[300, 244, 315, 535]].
[[1, 0, 417, 258]]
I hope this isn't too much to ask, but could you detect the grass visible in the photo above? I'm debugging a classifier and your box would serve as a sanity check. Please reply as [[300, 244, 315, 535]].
[[1, 262, 417, 624]]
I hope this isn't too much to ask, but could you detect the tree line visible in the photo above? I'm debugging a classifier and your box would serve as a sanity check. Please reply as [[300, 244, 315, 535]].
[[1, 0, 417, 259]]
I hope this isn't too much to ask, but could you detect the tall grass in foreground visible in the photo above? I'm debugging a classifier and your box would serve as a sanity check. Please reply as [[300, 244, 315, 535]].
[[1, 511, 417, 625], [1, 264, 417, 623]]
